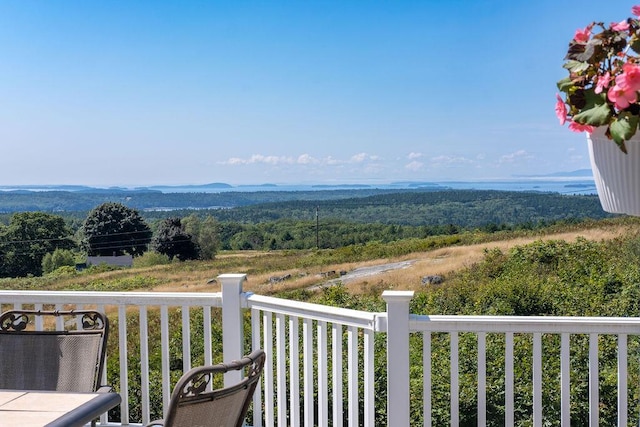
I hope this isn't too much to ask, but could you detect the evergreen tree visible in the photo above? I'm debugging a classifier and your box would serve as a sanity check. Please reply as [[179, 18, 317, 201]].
[[81, 202, 151, 256], [151, 217, 200, 261]]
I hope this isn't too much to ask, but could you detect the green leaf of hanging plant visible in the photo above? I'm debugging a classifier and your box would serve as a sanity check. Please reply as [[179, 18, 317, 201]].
[[563, 60, 590, 73], [609, 113, 639, 148], [556, 77, 573, 92], [573, 102, 612, 126]]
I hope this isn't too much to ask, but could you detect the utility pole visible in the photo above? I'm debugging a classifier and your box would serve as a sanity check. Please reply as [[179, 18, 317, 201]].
[[316, 206, 319, 249]]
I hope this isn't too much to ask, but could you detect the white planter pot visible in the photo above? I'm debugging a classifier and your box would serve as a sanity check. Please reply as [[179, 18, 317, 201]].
[[588, 127, 640, 215]]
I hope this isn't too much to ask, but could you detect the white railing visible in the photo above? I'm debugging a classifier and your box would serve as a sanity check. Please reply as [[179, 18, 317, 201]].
[[0, 289, 225, 426], [409, 314, 640, 427], [0, 274, 639, 426], [246, 293, 379, 427]]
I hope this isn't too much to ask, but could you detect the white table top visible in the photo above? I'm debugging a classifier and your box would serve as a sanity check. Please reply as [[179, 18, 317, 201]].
[[0, 390, 121, 427]]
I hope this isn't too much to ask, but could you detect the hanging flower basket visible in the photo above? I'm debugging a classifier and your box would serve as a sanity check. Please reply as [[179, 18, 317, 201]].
[[556, 5, 640, 217], [588, 126, 640, 215]]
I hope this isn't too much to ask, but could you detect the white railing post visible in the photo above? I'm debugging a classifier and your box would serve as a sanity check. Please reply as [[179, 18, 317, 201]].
[[218, 273, 247, 386], [382, 290, 414, 427]]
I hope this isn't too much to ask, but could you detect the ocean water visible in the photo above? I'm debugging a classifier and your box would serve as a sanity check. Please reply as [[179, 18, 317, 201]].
[[146, 179, 598, 195], [436, 180, 597, 195]]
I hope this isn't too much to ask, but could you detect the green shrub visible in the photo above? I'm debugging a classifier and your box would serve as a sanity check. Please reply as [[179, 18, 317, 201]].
[[133, 251, 171, 268]]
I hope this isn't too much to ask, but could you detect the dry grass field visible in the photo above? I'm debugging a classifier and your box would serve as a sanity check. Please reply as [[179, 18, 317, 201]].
[[210, 223, 631, 295], [32, 220, 631, 296]]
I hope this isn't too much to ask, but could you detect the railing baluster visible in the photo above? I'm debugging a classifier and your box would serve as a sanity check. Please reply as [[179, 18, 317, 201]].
[[347, 326, 358, 427], [478, 332, 486, 427], [276, 313, 287, 427], [364, 329, 375, 427], [181, 305, 191, 372], [450, 332, 459, 426], [318, 320, 328, 427], [118, 304, 130, 426], [423, 332, 431, 427], [303, 318, 314, 427], [263, 311, 275, 427], [618, 333, 628, 427], [35, 304, 43, 329], [561, 333, 570, 427], [203, 305, 212, 366], [533, 332, 542, 427], [160, 305, 170, 418], [289, 316, 300, 427], [589, 333, 599, 427], [139, 306, 150, 425], [505, 332, 514, 426], [251, 308, 263, 427], [332, 323, 343, 427], [55, 303, 63, 329]]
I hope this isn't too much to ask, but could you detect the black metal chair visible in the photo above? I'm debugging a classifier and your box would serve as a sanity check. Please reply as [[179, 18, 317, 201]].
[[0, 309, 109, 392], [146, 349, 266, 427]]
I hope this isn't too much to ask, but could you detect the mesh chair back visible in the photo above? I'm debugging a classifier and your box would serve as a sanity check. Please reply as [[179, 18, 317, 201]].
[[162, 350, 266, 427], [0, 310, 108, 392]]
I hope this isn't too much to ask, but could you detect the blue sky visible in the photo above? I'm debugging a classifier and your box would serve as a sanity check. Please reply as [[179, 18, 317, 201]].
[[0, 1, 633, 186]]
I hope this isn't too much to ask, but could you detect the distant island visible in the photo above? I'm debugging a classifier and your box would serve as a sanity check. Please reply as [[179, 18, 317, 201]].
[[144, 182, 233, 190], [564, 183, 596, 188], [312, 184, 371, 188]]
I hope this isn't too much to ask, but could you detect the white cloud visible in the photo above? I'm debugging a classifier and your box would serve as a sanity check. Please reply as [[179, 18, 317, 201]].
[[351, 152, 368, 163], [221, 152, 385, 168], [408, 152, 422, 160], [350, 152, 380, 163], [225, 157, 246, 165], [430, 155, 474, 165], [326, 156, 342, 165], [405, 161, 423, 171], [219, 154, 295, 165], [499, 150, 534, 164], [297, 154, 318, 164]]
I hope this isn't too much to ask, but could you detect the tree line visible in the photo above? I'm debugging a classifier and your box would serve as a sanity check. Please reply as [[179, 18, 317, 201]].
[[0, 203, 214, 278]]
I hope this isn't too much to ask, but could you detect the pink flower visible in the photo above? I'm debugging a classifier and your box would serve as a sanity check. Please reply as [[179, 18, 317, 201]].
[[633, 5, 640, 17], [611, 19, 630, 32], [555, 94, 567, 125], [595, 72, 611, 94], [608, 84, 638, 109], [574, 26, 591, 43], [616, 63, 640, 91], [568, 121, 595, 133]]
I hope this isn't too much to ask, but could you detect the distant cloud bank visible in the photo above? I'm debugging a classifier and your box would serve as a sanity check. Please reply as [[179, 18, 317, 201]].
[[214, 147, 585, 183]]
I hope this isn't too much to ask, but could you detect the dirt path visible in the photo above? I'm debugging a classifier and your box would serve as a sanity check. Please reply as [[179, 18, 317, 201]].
[[321, 226, 629, 291]]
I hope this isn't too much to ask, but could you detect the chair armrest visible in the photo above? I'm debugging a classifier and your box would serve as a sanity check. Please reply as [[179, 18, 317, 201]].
[[145, 420, 165, 426], [95, 385, 114, 393]]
